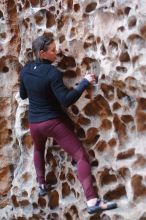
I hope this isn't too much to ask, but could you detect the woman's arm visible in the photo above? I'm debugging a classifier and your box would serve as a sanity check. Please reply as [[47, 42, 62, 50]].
[[19, 72, 28, 100], [49, 68, 95, 107]]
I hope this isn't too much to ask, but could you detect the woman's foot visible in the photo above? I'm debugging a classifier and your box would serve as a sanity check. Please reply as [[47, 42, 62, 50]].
[[87, 199, 118, 214], [38, 184, 51, 196]]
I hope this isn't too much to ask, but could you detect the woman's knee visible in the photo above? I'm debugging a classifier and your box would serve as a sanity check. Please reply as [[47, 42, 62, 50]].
[[74, 147, 89, 163]]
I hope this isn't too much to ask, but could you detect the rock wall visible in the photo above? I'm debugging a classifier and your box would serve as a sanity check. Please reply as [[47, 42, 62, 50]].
[[1, 0, 146, 219]]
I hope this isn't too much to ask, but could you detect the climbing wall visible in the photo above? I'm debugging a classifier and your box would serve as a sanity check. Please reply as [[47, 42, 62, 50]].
[[1, 0, 146, 219]]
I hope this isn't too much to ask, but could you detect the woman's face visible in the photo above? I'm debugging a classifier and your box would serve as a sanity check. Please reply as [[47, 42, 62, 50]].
[[39, 41, 57, 62]]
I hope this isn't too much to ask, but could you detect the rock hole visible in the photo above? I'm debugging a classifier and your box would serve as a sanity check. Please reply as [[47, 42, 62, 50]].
[[47, 213, 59, 220], [58, 56, 76, 69], [132, 55, 139, 65], [95, 140, 107, 152], [108, 138, 117, 147], [38, 197, 46, 208], [60, 170, 66, 181], [19, 199, 30, 207], [77, 114, 90, 126], [117, 9, 124, 17], [101, 119, 112, 130], [121, 115, 134, 124], [118, 167, 130, 179], [17, 216, 27, 220], [124, 7, 131, 15], [100, 83, 114, 100], [49, 6, 55, 11], [23, 0, 30, 9], [11, 195, 19, 207], [29, 0, 39, 7], [67, 171, 75, 185], [71, 105, 79, 115], [100, 43, 106, 55], [74, 4, 80, 12], [64, 69, 77, 78], [34, 9, 46, 24], [140, 25, 146, 39], [62, 182, 71, 198], [101, 215, 111, 220], [22, 133, 33, 149], [59, 35, 65, 43], [85, 2, 97, 13], [66, 0, 73, 10], [99, 168, 117, 186], [75, 125, 85, 139], [46, 171, 57, 185], [64, 213, 72, 220], [108, 40, 118, 51], [83, 102, 98, 116], [86, 127, 98, 144], [117, 148, 135, 160], [21, 110, 29, 130], [96, 36, 101, 43], [32, 202, 38, 208], [104, 184, 126, 200], [2, 66, 9, 72], [116, 66, 127, 73], [22, 191, 28, 197], [133, 154, 146, 168], [70, 205, 79, 217], [0, 32, 6, 39], [131, 175, 146, 199], [119, 51, 130, 62], [30, 215, 40, 220], [49, 190, 59, 209], [128, 34, 142, 42], [46, 11, 56, 28], [118, 26, 125, 32], [0, 10, 3, 19], [128, 16, 137, 29]]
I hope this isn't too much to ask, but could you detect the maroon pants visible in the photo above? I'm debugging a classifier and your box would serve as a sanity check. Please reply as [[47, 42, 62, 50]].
[[29, 117, 96, 200]]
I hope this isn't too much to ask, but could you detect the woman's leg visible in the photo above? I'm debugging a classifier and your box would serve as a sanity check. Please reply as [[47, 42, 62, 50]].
[[29, 118, 117, 211], [49, 118, 96, 200], [30, 123, 47, 184], [30, 118, 96, 199]]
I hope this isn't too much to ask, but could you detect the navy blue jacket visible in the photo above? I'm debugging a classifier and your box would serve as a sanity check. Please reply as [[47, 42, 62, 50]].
[[20, 59, 90, 123]]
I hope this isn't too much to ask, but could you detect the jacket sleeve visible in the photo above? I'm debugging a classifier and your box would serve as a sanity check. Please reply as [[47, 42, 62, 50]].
[[49, 68, 89, 107], [19, 71, 28, 100]]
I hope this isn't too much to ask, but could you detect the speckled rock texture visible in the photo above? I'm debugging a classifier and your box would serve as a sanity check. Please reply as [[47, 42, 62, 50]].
[[1, 0, 146, 219]]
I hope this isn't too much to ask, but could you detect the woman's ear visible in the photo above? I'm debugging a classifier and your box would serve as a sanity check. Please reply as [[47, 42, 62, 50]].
[[39, 50, 45, 58]]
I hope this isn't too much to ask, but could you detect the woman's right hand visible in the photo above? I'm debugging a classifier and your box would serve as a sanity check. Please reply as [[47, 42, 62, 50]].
[[84, 72, 96, 84]]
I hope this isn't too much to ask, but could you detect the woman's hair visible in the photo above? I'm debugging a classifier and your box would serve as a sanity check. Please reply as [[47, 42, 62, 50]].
[[32, 35, 54, 58]]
